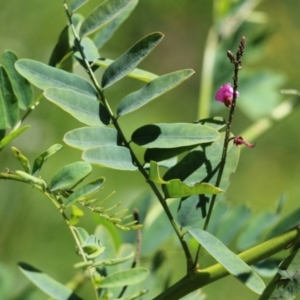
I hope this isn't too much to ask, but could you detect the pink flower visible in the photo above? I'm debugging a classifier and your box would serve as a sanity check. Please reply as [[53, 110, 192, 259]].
[[215, 83, 239, 107]]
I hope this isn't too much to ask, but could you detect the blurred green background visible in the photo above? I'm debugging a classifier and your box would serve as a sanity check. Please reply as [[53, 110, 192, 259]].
[[1, 0, 300, 299]]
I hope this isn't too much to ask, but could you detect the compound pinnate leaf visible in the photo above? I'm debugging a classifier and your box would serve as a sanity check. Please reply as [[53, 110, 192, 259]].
[[15, 59, 97, 99], [0, 125, 30, 150], [99, 268, 149, 288], [64, 127, 119, 150], [102, 32, 164, 89], [18, 263, 83, 300], [1, 51, 33, 109], [44, 88, 110, 126], [0, 66, 18, 129], [64, 177, 105, 207], [32, 144, 63, 176], [80, 0, 135, 37], [82, 145, 137, 171], [189, 228, 265, 294], [49, 161, 92, 191], [132, 123, 220, 148], [117, 69, 194, 116]]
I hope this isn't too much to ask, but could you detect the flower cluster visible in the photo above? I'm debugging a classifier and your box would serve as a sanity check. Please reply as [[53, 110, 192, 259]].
[[215, 83, 239, 107]]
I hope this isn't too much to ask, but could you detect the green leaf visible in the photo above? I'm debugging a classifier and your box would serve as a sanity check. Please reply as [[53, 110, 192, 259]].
[[64, 177, 105, 207], [188, 228, 265, 294], [0, 125, 30, 150], [266, 206, 300, 240], [11, 147, 31, 173], [70, 0, 89, 12], [49, 161, 92, 191], [197, 116, 226, 130], [82, 235, 105, 259], [117, 69, 194, 116], [32, 144, 63, 176], [164, 133, 239, 195], [236, 210, 279, 251], [142, 199, 177, 254], [149, 161, 222, 198], [48, 26, 72, 72], [15, 170, 47, 192], [64, 127, 119, 150], [93, 251, 134, 266], [1, 51, 33, 109], [0, 66, 19, 128], [18, 262, 83, 300], [215, 204, 251, 246], [114, 290, 148, 300], [144, 145, 196, 163], [95, 58, 158, 82], [44, 88, 110, 126], [239, 71, 286, 121], [99, 268, 149, 288], [15, 59, 97, 99], [69, 205, 84, 225], [132, 123, 220, 148], [93, 0, 138, 49], [82, 145, 137, 171], [164, 179, 223, 198], [102, 32, 164, 89], [80, 0, 135, 37], [74, 37, 99, 68], [73, 227, 89, 245], [259, 250, 300, 300]]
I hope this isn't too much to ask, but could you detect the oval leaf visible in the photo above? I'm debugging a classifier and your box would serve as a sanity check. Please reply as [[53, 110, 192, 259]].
[[93, 251, 134, 267], [80, 0, 135, 37], [102, 32, 164, 89], [15, 59, 97, 99], [117, 69, 194, 116], [188, 228, 265, 294], [49, 161, 92, 191], [93, 0, 138, 49], [64, 127, 119, 150], [32, 144, 63, 176], [82, 145, 137, 171], [44, 88, 110, 126], [0, 66, 18, 128], [165, 179, 223, 198], [132, 123, 220, 148], [18, 263, 83, 300], [70, 0, 89, 12], [1, 51, 33, 109], [65, 177, 105, 207], [95, 58, 158, 83], [99, 268, 148, 288]]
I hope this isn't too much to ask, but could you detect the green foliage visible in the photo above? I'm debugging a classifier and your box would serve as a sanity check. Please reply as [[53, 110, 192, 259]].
[[0, 0, 299, 300], [18, 262, 83, 300], [189, 228, 266, 294]]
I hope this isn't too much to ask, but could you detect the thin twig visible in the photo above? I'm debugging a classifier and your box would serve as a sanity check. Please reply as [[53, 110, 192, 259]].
[[194, 37, 246, 267]]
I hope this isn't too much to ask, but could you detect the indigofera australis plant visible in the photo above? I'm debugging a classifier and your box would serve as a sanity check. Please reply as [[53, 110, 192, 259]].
[[0, 1, 300, 299]]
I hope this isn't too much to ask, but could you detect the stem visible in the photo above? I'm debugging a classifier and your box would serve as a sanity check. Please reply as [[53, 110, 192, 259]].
[[153, 224, 300, 300], [62, 2, 193, 271], [195, 38, 245, 266], [44, 192, 99, 300]]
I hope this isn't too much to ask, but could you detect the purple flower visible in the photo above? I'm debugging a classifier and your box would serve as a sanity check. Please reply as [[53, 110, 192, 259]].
[[230, 136, 255, 148], [215, 83, 239, 107]]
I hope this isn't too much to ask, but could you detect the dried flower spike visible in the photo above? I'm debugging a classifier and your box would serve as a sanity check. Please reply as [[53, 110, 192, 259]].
[[230, 136, 255, 148], [215, 83, 239, 107]]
